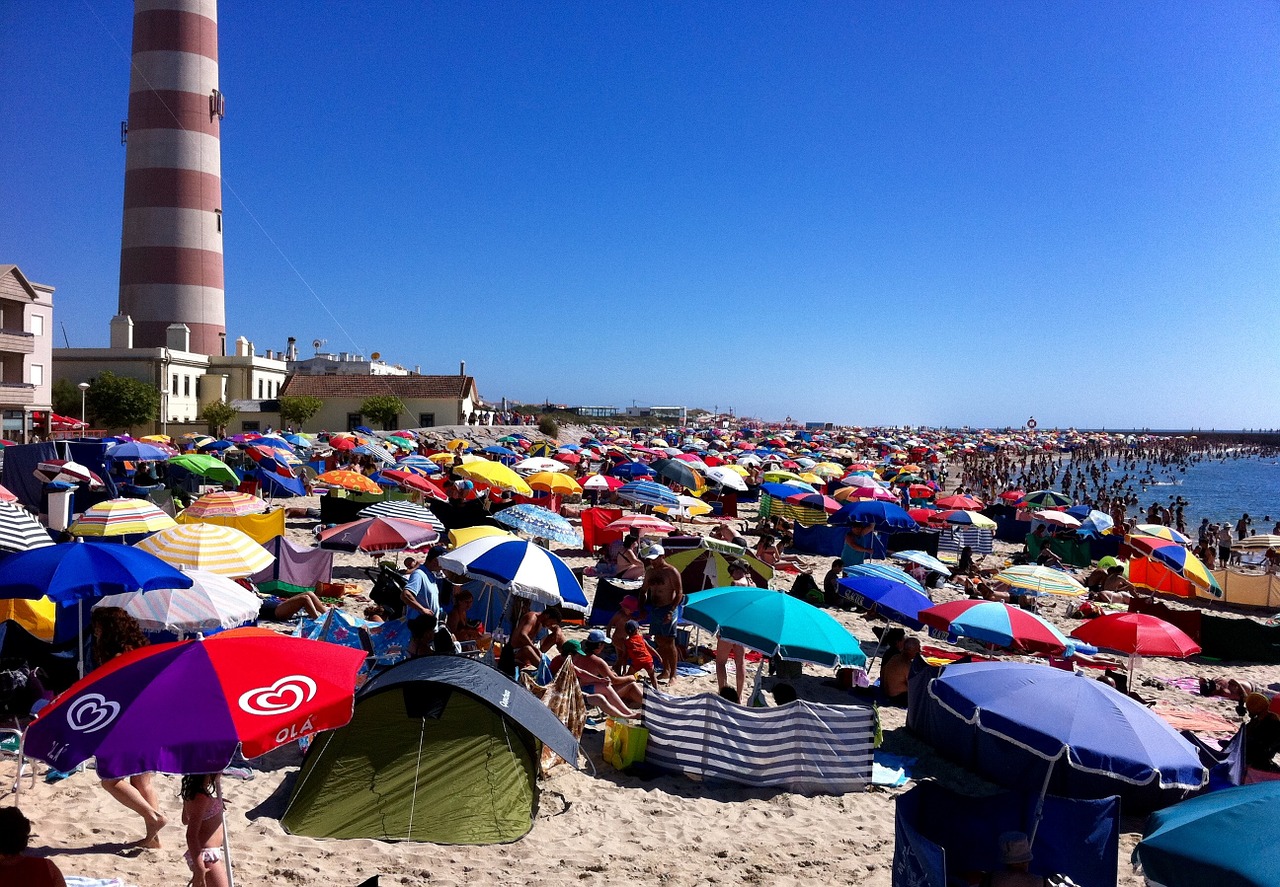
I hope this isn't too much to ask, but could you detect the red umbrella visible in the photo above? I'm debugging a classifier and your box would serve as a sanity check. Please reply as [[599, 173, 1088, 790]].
[[1069, 613, 1201, 659], [920, 600, 1069, 654], [937, 494, 985, 509], [581, 474, 624, 492], [380, 470, 448, 501], [329, 436, 356, 451], [319, 516, 439, 553], [907, 484, 935, 499], [908, 507, 942, 524], [553, 451, 581, 466], [999, 489, 1026, 502], [784, 492, 842, 514]]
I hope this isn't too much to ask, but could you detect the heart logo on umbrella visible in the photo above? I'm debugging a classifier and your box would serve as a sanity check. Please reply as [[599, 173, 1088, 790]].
[[66, 694, 121, 733], [237, 675, 317, 716]]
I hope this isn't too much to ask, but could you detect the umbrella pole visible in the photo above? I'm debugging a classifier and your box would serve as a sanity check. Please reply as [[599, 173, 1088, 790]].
[[77, 599, 85, 679], [1027, 756, 1058, 848], [217, 775, 236, 887]]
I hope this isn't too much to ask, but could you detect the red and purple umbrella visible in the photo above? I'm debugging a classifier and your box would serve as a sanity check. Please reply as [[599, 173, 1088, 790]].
[[24, 627, 365, 778], [919, 600, 1069, 654], [244, 444, 297, 478]]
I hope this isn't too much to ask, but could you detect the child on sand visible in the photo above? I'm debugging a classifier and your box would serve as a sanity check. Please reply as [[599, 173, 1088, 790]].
[[620, 621, 658, 686]]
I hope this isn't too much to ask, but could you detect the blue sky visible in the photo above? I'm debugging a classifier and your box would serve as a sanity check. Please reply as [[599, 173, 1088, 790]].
[[3, 2, 1277, 428]]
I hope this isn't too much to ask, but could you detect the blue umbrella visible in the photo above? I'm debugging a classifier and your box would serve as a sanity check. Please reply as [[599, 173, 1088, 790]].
[[683, 586, 865, 667], [830, 500, 918, 531], [395, 454, 441, 474], [482, 445, 518, 458], [616, 480, 679, 508], [612, 462, 656, 481], [1137, 783, 1280, 887], [105, 441, 172, 461], [929, 661, 1206, 841], [199, 439, 234, 452], [889, 550, 952, 577], [492, 503, 582, 547], [437, 537, 588, 611], [837, 568, 932, 629], [355, 425, 374, 434]]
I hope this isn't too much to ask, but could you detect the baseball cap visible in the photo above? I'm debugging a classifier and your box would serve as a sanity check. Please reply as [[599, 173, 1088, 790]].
[[640, 542, 665, 560], [620, 595, 639, 612], [586, 628, 609, 644], [560, 639, 584, 657]]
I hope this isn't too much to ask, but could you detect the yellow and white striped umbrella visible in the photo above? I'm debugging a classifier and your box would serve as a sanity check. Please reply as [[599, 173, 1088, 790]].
[[996, 565, 1087, 597], [135, 523, 275, 577], [69, 498, 177, 537]]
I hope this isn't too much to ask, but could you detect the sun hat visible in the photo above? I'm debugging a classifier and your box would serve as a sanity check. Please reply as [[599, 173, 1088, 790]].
[[586, 628, 609, 644], [640, 542, 665, 560], [998, 831, 1034, 865], [620, 595, 639, 612]]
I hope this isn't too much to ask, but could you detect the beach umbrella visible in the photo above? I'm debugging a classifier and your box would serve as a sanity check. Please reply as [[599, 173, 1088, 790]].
[[514, 457, 565, 474], [319, 517, 439, 553], [314, 470, 382, 494], [1136, 783, 1280, 887], [682, 586, 865, 668], [784, 492, 842, 514], [377, 470, 448, 501], [0, 542, 193, 675], [655, 495, 713, 520], [611, 462, 656, 481], [933, 509, 998, 530], [447, 526, 514, 548], [68, 498, 176, 537], [197, 439, 235, 453], [0, 484, 16, 504], [184, 491, 269, 519], [1019, 490, 1072, 509], [651, 458, 705, 492], [1232, 534, 1280, 551], [837, 570, 932, 630], [169, 454, 241, 486], [616, 481, 680, 509], [24, 628, 365, 885], [703, 465, 748, 491], [927, 661, 1206, 843], [995, 565, 1086, 597], [244, 444, 298, 479], [919, 600, 1069, 654], [1132, 524, 1192, 546], [105, 441, 174, 461], [1129, 536, 1219, 591], [492, 503, 582, 547], [580, 474, 623, 493], [34, 459, 104, 489], [358, 500, 445, 532], [1032, 510, 1081, 529], [1075, 510, 1114, 537], [0, 596, 56, 641], [830, 500, 917, 531], [526, 472, 582, 496], [664, 546, 773, 592], [437, 537, 588, 611], [95, 570, 262, 635], [890, 550, 952, 577], [935, 494, 984, 509], [353, 441, 396, 465], [455, 461, 534, 496], [136, 523, 275, 577], [604, 514, 677, 535], [482, 445, 518, 459], [0, 501, 54, 553], [1070, 612, 1200, 684], [999, 489, 1026, 502], [395, 454, 441, 474]]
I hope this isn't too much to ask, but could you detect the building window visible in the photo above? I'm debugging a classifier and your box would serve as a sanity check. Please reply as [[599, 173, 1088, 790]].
[[347, 413, 363, 432], [258, 379, 264, 398], [214, 208, 222, 233], [173, 374, 179, 394], [241, 420, 260, 432], [419, 413, 435, 427], [183, 376, 191, 397], [29, 364, 43, 386], [29, 315, 42, 337]]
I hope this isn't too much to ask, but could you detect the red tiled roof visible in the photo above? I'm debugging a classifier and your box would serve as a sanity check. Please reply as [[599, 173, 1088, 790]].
[[279, 374, 476, 399]]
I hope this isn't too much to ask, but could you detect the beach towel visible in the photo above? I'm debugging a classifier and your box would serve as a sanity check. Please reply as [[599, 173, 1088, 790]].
[[1152, 704, 1236, 734], [521, 664, 586, 772]]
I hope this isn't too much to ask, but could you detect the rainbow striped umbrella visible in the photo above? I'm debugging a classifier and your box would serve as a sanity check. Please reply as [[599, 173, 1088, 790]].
[[135, 523, 275, 577], [920, 600, 1069, 654], [1132, 524, 1192, 546], [69, 498, 177, 537], [95, 570, 261, 635], [184, 491, 269, 519], [1130, 536, 1219, 592]]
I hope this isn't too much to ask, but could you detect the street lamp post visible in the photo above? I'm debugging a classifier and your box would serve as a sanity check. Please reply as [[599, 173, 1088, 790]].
[[77, 381, 90, 428]]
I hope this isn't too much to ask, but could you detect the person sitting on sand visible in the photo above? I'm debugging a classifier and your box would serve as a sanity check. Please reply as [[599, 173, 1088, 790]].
[[1243, 693, 1280, 777], [619, 620, 658, 686], [445, 587, 487, 647], [570, 633, 643, 717], [607, 595, 642, 663], [755, 534, 802, 569], [613, 533, 645, 580], [510, 604, 566, 668], [0, 807, 65, 887], [985, 831, 1045, 887], [181, 774, 228, 887], [90, 608, 166, 849], [879, 637, 920, 707], [822, 558, 845, 606]]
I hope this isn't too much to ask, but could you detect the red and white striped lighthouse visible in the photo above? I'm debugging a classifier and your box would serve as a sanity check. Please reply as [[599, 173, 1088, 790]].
[[118, 0, 226, 355]]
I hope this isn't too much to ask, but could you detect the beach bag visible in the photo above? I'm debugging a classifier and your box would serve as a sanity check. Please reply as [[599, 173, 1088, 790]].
[[603, 717, 649, 770]]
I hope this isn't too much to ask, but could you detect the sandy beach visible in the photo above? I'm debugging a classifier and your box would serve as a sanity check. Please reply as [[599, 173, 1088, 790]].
[[14, 426, 1278, 887]]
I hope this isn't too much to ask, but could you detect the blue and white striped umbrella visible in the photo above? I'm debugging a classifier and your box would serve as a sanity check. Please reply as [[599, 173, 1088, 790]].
[[617, 480, 680, 508], [395, 454, 441, 474], [492, 503, 582, 547], [353, 441, 396, 465], [437, 537, 587, 611], [94, 570, 260, 635], [843, 562, 928, 594], [889, 550, 952, 577]]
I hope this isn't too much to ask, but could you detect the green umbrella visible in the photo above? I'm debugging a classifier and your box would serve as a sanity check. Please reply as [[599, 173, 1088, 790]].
[[169, 454, 240, 486], [385, 436, 414, 451], [683, 586, 865, 667]]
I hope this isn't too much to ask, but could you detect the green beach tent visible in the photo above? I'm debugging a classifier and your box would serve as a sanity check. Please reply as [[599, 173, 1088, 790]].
[[280, 655, 580, 845]]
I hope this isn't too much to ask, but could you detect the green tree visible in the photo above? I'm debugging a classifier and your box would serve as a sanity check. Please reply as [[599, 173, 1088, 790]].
[[51, 378, 82, 418], [359, 395, 404, 430], [199, 400, 238, 437], [278, 395, 323, 430], [538, 415, 560, 438], [84, 371, 160, 432]]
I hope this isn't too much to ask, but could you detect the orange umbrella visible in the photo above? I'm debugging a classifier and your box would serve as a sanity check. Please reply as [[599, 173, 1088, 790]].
[[314, 470, 382, 494]]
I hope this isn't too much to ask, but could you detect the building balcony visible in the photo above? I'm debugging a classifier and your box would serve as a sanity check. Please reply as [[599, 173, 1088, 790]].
[[0, 330, 35, 354], [0, 382, 36, 406]]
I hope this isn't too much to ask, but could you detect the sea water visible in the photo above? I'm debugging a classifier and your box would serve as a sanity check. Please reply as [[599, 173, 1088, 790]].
[[1120, 455, 1280, 529]]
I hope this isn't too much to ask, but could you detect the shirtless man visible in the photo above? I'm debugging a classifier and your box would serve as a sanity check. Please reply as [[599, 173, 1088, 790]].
[[639, 543, 683, 686], [879, 637, 920, 706], [510, 604, 565, 668]]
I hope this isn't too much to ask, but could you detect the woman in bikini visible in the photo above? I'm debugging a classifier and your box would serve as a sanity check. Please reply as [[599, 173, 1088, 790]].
[[182, 773, 229, 887]]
